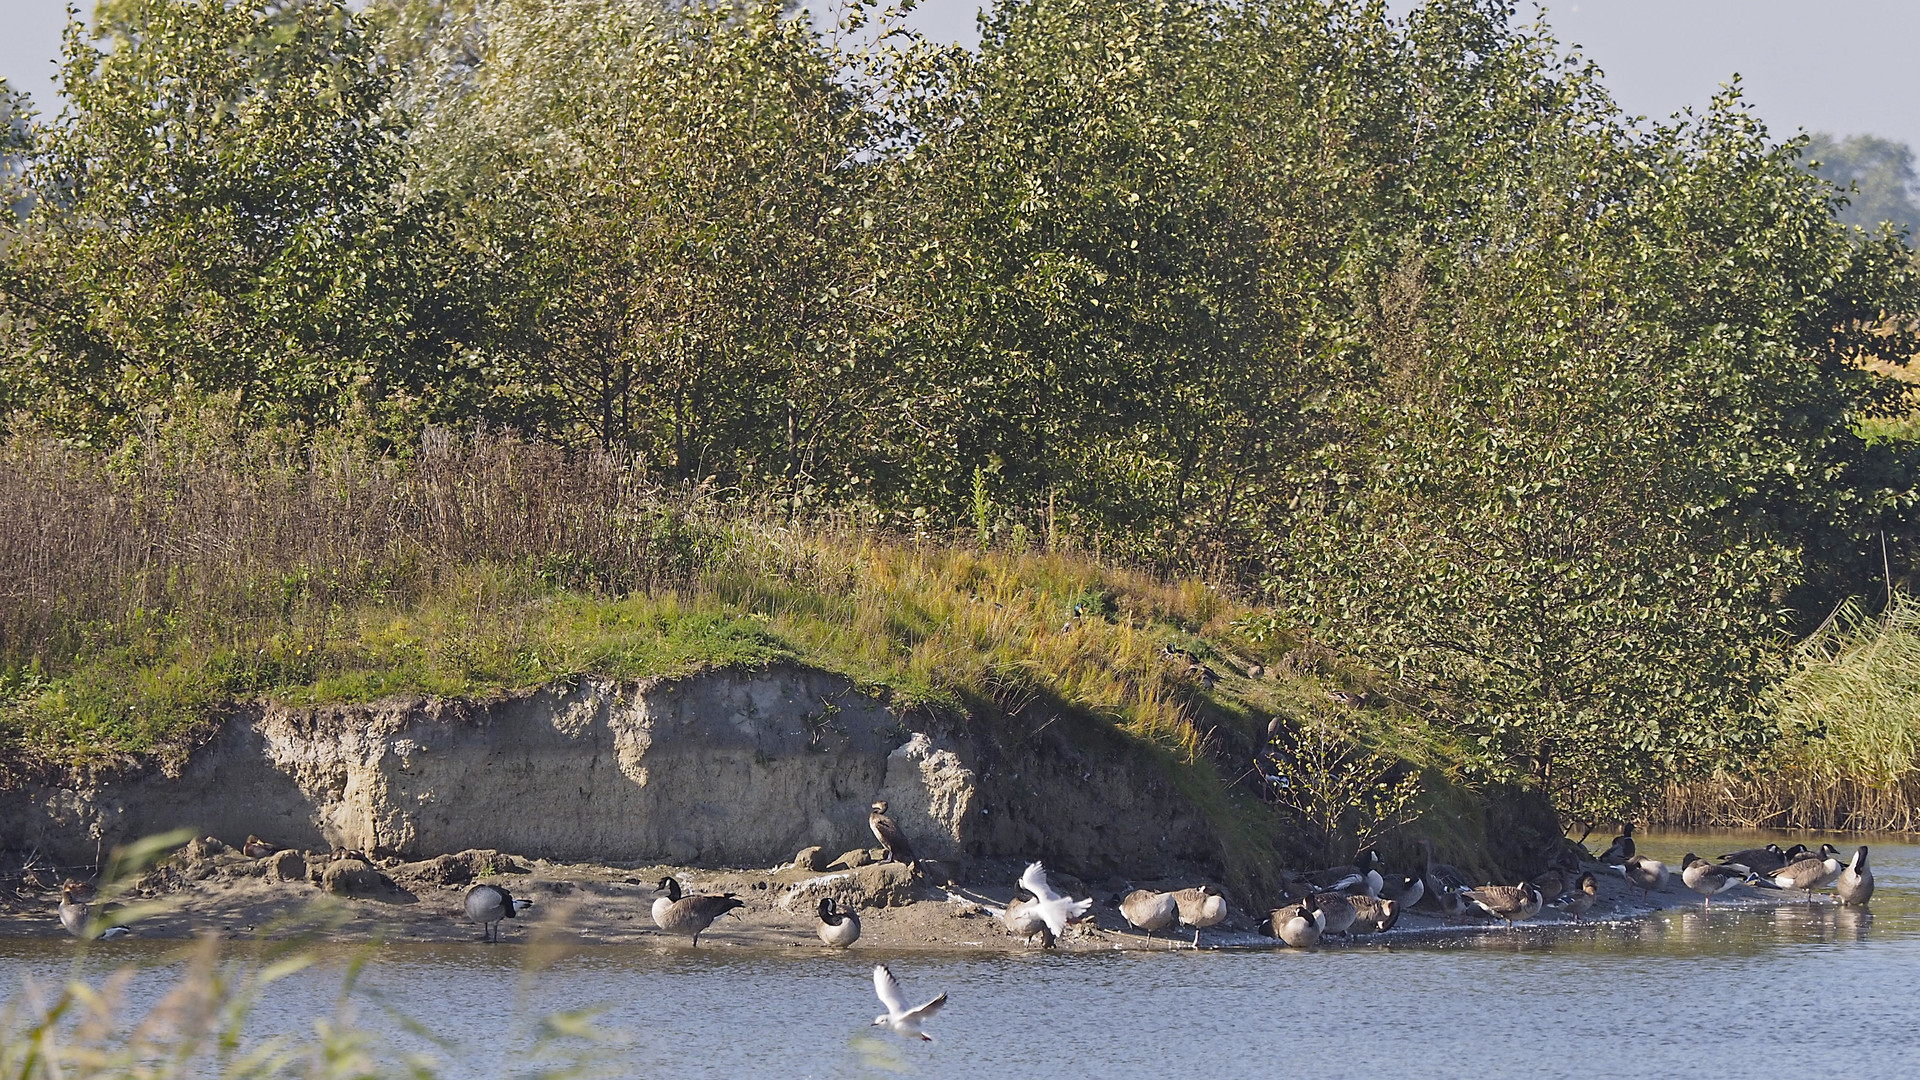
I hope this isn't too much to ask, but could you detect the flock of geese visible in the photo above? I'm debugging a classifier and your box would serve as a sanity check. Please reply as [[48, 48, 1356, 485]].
[[47, 806, 1884, 1043], [461, 818, 1878, 1042]]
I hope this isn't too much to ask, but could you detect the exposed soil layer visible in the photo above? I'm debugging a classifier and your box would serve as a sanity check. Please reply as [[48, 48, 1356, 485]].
[[1, 666, 1222, 885]]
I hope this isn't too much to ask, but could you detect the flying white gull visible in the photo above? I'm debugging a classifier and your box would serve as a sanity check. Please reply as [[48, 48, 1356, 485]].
[[1019, 861, 1094, 940], [872, 964, 947, 1041]]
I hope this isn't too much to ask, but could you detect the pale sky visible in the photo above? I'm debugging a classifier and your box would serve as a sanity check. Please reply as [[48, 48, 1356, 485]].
[[4, 0, 1918, 151]]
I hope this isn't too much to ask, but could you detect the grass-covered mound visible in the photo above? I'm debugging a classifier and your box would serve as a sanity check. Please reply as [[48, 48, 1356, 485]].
[[4, 426, 1554, 884]]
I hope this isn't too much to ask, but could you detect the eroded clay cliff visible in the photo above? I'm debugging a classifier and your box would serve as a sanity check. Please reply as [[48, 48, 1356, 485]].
[[2, 665, 1222, 881]]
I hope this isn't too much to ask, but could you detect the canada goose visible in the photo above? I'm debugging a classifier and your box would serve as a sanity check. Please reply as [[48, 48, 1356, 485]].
[[1269, 892, 1325, 948], [242, 835, 277, 859], [1346, 895, 1400, 932], [1463, 884, 1543, 928], [817, 897, 861, 948], [1716, 843, 1791, 875], [1553, 872, 1598, 921], [465, 883, 533, 942], [57, 883, 128, 941], [651, 877, 745, 946], [1596, 824, 1635, 863], [1764, 845, 1845, 902], [1306, 890, 1358, 936], [1016, 862, 1093, 944], [1305, 849, 1384, 896], [1615, 855, 1669, 900], [1836, 846, 1873, 906], [1172, 884, 1229, 948], [1118, 889, 1179, 946], [1003, 890, 1056, 948], [1379, 873, 1425, 908], [869, 802, 915, 864], [871, 964, 946, 1041], [1680, 854, 1750, 909], [1418, 839, 1471, 919]]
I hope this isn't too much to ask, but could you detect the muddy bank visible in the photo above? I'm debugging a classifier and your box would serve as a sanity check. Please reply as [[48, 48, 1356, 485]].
[[0, 666, 1223, 886], [0, 838, 1809, 950]]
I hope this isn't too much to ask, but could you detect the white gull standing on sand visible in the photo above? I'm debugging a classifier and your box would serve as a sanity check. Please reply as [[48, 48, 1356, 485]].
[[872, 965, 947, 1040]]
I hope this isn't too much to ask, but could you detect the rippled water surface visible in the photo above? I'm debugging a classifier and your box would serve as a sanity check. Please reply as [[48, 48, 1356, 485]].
[[5, 831, 1918, 1077]]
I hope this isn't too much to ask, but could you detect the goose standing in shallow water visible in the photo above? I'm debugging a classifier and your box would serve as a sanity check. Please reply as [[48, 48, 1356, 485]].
[[59, 883, 128, 940], [816, 897, 861, 948], [1680, 854, 1750, 909], [1615, 855, 1669, 901], [1463, 884, 1542, 928], [1765, 845, 1845, 902], [1172, 884, 1229, 948], [871, 965, 946, 1041], [58, 883, 87, 938], [869, 802, 915, 865], [465, 883, 533, 942], [1837, 846, 1874, 907], [651, 877, 745, 946], [1117, 889, 1178, 946]]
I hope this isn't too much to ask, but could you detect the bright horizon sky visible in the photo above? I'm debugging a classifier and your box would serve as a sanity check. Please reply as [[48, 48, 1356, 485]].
[[4, 1, 1918, 154]]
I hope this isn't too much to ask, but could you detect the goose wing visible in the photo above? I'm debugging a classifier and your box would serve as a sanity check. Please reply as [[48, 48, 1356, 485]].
[[684, 894, 745, 923], [1020, 862, 1062, 904], [874, 965, 908, 1015], [1464, 886, 1522, 914], [1700, 863, 1744, 886]]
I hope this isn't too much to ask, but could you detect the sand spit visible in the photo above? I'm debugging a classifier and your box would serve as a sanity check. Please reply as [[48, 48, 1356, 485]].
[[0, 843, 1823, 950]]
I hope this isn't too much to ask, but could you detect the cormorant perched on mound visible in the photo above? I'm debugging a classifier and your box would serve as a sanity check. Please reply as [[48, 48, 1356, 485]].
[[869, 801, 915, 864]]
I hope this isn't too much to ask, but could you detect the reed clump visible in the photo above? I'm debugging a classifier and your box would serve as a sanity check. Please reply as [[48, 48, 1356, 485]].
[[1653, 593, 1920, 831]]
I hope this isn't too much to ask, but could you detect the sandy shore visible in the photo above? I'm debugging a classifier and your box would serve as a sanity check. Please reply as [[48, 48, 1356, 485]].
[[0, 842, 1825, 951]]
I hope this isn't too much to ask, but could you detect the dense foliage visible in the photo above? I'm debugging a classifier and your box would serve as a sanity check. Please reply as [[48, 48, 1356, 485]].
[[3, 0, 1917, 821]]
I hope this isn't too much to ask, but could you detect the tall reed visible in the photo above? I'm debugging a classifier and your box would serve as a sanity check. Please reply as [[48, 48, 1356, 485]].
[[1653, 593, 1920, 831]]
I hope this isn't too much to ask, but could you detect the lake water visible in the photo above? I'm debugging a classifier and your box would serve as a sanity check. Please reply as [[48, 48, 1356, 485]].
[[4, 830, 1918, 1077]]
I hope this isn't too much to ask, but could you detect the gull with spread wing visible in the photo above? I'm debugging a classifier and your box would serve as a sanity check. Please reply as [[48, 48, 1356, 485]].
[[1019, 861, 1094, 941], [872, 965, 947, 1041]]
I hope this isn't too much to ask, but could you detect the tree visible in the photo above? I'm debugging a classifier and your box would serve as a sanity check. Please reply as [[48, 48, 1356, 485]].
[[1804, 132, 1920, 236], [402, 0, 884, 490], [1266, 7, 1920, 821], [0, 0, 475, 443]]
